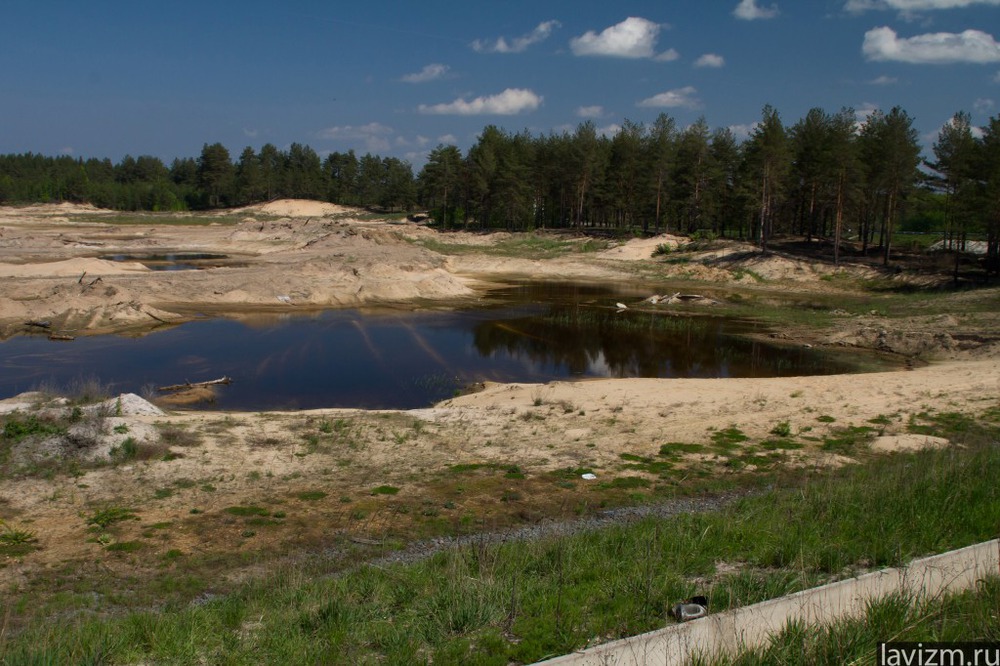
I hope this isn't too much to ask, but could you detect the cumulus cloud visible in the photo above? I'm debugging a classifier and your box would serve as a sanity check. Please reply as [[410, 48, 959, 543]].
[[317, 122, 394, 152], [438, 134, 459, 145], [576, 105, 606, 118], [852, 103, 883, 131], [597, 124, 623, 137], [733, 0, 780, 20], [927, 116, 985, 144], [418, 88, 542, 115], [868, 75, 899, 85], [728, 123, 758, 140], [637, 86, 701, 109], [570, 17, 667, 59], [394, 135, 432, 148], [863, 26, 1000, 63], [695, 53, 725, 68], [400, 64, 450, 84], [974, 97, 996, 112], [846, 0, 1000, 12], [655, 48, 681, 62], [472, 20, 560, 54]]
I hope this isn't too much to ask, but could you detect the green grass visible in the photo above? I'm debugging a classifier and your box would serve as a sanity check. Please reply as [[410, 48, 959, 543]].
[[295, 491, 328, 501], [224, 506, 270, 517], [418, 233, 609, 260], [709, 576, 1000, 665], [85, 507, 138, 529], [85, 213, 241, 227], [1, 414, 66, 443], [3, 410, 997, 664]]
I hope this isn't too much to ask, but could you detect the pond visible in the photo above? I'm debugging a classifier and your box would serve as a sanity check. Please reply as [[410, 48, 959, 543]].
[[0, 283, 893, 410]]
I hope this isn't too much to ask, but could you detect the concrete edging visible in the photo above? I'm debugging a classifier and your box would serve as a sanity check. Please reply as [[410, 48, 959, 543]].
[[537, 539, 1000, 666]]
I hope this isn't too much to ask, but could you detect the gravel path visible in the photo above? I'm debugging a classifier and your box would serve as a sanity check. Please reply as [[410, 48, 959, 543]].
[[367, 491, 750, 568]]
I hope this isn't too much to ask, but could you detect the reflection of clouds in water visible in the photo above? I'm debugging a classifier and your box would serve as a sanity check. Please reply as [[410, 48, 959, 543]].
[[584, 350, 614, 378]]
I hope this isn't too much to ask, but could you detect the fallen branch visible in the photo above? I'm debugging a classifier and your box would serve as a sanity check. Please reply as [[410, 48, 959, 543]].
[[144, 310, 169, 324], [650, 292, 719, 306], [157, 377, 232, 393], [25, 320, 51, 329], [47, 333, 75, 341]]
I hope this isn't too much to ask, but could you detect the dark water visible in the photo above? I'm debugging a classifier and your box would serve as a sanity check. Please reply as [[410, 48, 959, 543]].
[[100, 253, 233, 271], [0, 283, 891, 410]]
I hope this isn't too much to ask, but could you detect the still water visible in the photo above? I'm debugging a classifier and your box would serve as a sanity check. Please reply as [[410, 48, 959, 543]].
[[0, 283, 888, 410]]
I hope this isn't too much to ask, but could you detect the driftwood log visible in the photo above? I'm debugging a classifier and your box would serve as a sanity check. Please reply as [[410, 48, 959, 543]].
[[157, 377, 233, 393], [645, 292, 718, 306]]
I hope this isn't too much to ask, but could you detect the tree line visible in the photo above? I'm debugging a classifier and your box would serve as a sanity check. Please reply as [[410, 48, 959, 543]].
[[1, 105, 998, 269], [0, 143, 416, 213]]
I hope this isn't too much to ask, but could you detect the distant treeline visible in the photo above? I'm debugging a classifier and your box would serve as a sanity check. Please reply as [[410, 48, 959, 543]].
[[0, 143, 415, 213], [2, 105, 998, 266]]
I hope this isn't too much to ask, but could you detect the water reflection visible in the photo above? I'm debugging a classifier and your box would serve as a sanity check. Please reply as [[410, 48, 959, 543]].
[[470, 304, 852, 379], [0, 285, 887, 410]]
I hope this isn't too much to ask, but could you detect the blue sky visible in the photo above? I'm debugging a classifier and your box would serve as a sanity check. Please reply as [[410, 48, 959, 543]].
[[2, 0, 999, 167]]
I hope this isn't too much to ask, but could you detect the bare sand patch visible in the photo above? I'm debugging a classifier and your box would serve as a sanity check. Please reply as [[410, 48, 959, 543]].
[[235, 199, 355, 218], [0, 257, 149, 278]]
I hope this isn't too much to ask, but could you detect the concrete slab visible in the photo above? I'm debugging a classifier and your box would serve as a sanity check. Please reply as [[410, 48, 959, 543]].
[[537, 539, 1000, 666]]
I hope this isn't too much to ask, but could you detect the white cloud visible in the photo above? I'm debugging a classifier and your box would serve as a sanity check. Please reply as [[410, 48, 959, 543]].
[[695, 53, 725, 68], [728, 123, 758, 140], [472, 20, 560, 54], [654, 48, 681, 62], [868, 75, 899, 85], [974, 97, 996, 112], [243, 128, 259, 138], [855, 102, 881, 120], [576, 105, 606, 118], [927, 116, 985, 145], [853, 103, 882, 131], [317, 122, 394, 152], [863, 26, 1000, 64], [418, 88, 542, 115], [570, 17, 665, 59], [597, 124, 622, 137], [438, 134, 459, 145], [847, 0, 1000, 12], [396, 135, 433, 150], [59, 146, 74, 155], [733, 0, 780, 20], [637, 86, 701, 109], [400, 64, 450, 84]]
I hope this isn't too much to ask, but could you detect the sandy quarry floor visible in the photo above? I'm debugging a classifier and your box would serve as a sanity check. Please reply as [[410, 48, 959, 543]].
[[0, 201, 998, 619]]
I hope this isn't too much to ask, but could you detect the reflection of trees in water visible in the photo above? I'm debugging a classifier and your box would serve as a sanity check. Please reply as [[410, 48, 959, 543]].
[[472, 306, 848, 379]]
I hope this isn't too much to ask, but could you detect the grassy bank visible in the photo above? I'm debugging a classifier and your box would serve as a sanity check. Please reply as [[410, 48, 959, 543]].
[[1, 410, 997, 665]]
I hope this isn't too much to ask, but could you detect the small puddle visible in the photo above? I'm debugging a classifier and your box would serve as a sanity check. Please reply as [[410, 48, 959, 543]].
[[100, 253, 236, 271], [0, 283, 899, 410]]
